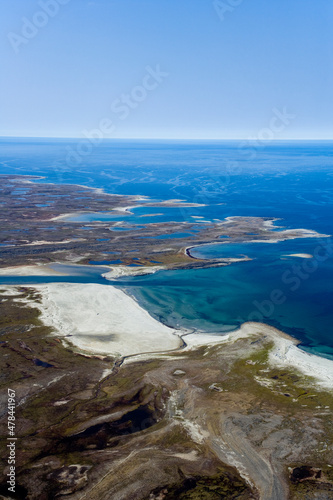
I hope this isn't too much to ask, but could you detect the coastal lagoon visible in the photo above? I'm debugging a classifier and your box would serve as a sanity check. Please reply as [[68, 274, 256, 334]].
[[1, 139, 333, 358]]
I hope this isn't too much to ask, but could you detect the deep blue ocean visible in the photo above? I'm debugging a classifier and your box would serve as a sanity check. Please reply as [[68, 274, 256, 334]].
[[1, 138, 333, 358]]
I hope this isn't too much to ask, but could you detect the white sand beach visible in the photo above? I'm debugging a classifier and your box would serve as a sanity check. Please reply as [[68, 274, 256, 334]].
[[268, 329, 333, 390], [1, 270, 332, 390], [22, 283, 182, 357]]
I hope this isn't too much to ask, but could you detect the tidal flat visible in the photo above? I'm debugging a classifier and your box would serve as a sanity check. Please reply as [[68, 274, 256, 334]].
[[0, 175, 325, 271]]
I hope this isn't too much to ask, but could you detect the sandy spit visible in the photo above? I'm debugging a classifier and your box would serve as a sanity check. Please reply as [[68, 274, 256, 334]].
[[0, 264, 68, 276], [210, 322, 333, 391], [102, 265, 165, 279], [0, 263, 166, 280]]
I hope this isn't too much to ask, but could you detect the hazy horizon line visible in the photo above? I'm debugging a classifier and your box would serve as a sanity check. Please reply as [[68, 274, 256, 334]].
[[0, 135, 332, 142]]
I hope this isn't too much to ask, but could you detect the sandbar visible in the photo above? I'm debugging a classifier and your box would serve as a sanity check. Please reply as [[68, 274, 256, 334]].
[[283, 253, 313, 259]]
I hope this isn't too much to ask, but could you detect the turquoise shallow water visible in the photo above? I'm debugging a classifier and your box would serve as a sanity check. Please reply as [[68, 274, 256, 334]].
[[1, 139, 333, 358], [119, 237, 333, 359]]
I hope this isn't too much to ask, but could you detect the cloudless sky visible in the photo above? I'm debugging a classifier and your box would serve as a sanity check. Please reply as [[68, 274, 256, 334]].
[[1, 0, 332, 139]]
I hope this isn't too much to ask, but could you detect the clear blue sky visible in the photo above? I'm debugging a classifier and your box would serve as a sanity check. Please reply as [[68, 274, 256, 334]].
[[1, 0, 332, 139]]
